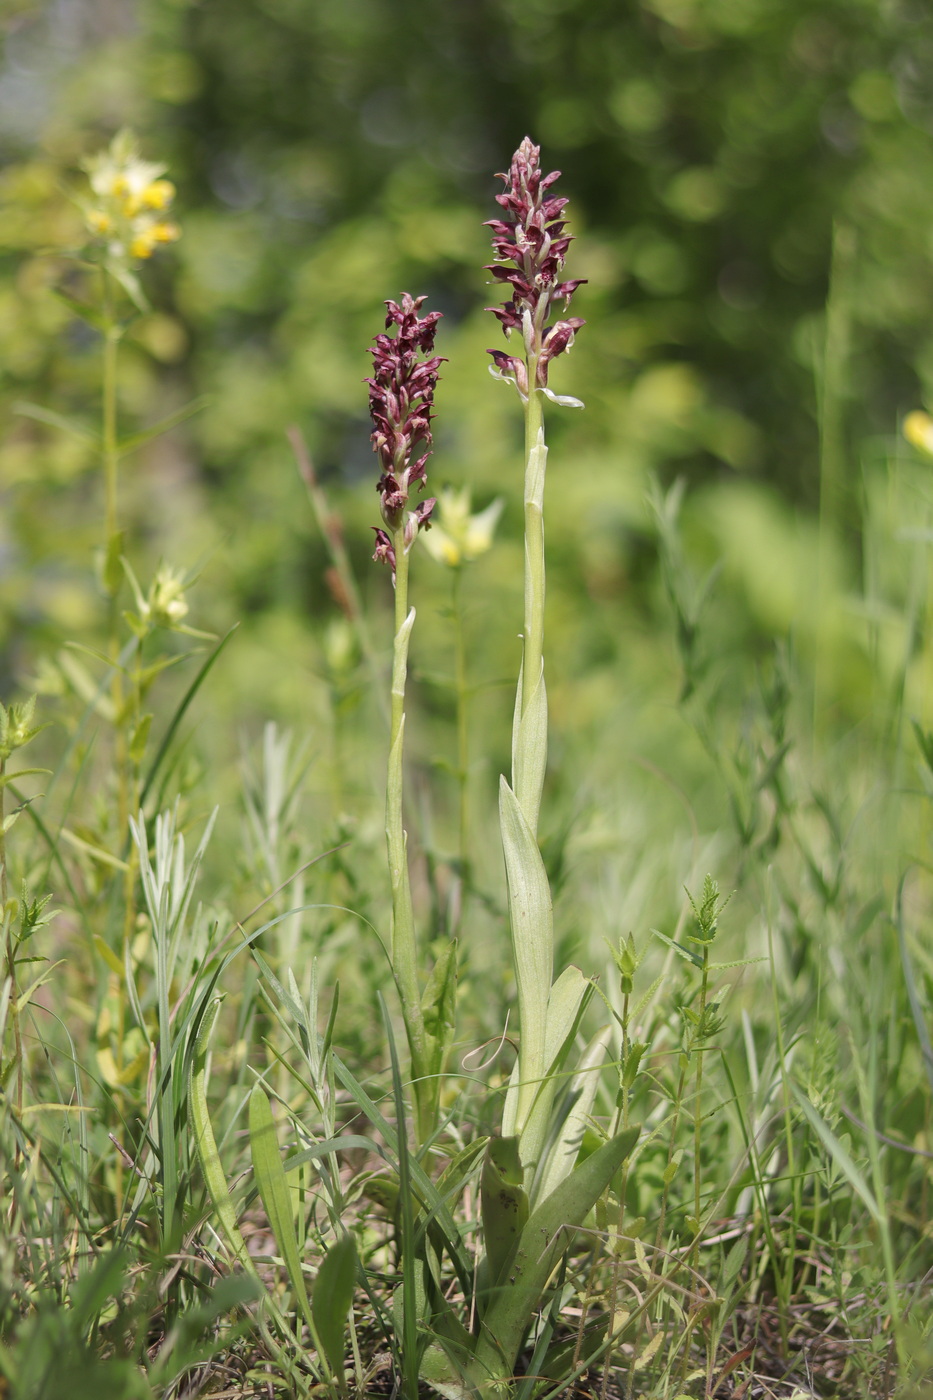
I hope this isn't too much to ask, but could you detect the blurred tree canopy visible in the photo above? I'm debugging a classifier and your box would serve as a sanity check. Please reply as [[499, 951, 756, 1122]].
[[2, 0, 933, 679]]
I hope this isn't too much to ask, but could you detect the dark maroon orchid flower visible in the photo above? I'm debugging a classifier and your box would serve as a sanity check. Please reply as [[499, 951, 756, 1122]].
[[366, 293, 443, 572], [485, 138, 585, 405]]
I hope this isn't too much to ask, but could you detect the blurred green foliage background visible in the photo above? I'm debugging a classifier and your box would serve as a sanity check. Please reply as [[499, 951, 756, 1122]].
[[2, 0, 933, 907]]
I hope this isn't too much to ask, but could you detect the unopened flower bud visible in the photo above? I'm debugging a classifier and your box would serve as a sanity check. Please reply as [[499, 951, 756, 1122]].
[[0, 695, 43, 761], [145, 564, 189, 628]]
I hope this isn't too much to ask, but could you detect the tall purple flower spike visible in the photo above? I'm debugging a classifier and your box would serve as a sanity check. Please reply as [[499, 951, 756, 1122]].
[[485, 137, 585, 402], [366, 293, 443, 574]]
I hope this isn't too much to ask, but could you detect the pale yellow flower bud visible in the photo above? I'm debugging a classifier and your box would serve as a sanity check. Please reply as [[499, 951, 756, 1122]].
[[420, 487, 504, 568], [145, 565, 189, 628]]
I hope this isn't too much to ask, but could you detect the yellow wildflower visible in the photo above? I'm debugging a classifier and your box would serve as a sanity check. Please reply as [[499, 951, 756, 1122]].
[[420, 487, 504, 568], [82, 129, 180, 267], [141, 180, 175, 210], [904, 410, 933, 458]]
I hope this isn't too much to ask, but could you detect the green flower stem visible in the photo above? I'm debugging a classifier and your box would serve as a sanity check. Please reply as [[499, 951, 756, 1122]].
[[452, 565, 469, 876], [99, 273, 137, 949], [100, 275, 126, 811], [102, 276, 121, 555], [386, 529, 430, 1136], [515, 381, 547, 837]]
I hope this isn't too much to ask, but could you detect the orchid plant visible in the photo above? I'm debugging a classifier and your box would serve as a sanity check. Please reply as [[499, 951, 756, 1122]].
[[360, 140, 640, 1397]]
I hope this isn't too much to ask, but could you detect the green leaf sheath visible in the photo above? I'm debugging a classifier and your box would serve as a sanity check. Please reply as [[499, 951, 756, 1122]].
[[474, 1126, 640, 1388], [499, 777, 553, 1141], [480, 1137, 529, 1299]]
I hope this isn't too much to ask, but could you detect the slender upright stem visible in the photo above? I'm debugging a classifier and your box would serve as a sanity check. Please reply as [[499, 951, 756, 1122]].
[[102, 277, 120, 553], [99, 273, 136, 947], [514, 384, 548, 838], [385, 532, 430, 1135], [452, 566, 469, 875], [521, 384, 545, 734], [390, 535, 410, 745]]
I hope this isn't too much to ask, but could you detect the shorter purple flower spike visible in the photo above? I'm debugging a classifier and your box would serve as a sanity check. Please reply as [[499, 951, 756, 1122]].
[[366, 293, 444, 576], [485, 137, 585, 401]]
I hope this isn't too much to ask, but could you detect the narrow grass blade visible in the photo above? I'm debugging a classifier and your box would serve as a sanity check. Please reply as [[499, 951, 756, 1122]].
[[189, 997, 259, 1280], [792, 1086, 882, 1224], [140, 624, 239, 807], [248, 1084, 318, 1344], [330, 1051, 473, 1293]]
